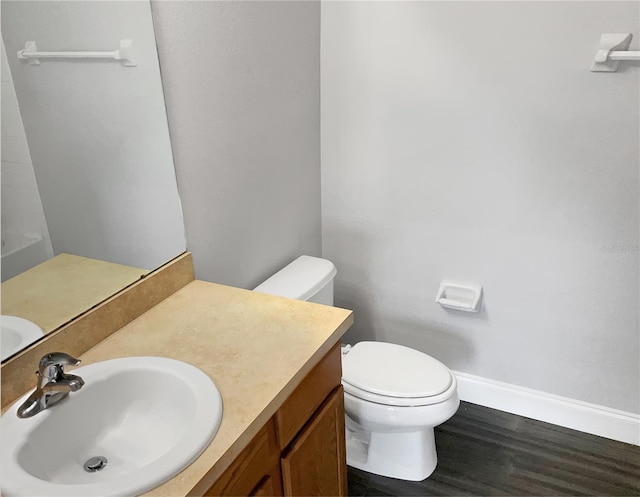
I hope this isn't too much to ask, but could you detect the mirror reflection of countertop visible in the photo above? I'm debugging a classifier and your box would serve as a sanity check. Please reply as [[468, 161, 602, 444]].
[[74, 280, 353, 496], [1, 254, 148, 338]]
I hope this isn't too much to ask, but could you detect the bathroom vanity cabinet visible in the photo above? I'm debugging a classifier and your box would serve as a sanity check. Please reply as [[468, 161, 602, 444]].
[[200, 344, 347, 497], [1, 264, 354, 497]]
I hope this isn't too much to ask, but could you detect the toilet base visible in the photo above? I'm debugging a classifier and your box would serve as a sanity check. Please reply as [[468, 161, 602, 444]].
[[345, 422, 438, 481]]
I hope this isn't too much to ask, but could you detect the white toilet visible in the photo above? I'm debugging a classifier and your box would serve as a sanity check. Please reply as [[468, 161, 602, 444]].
[[253, 255, 460, 481]]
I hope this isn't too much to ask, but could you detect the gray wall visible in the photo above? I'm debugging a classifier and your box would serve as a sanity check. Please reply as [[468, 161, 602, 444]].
[[322, 1, 639, 413], [152, 1, 321, 288]]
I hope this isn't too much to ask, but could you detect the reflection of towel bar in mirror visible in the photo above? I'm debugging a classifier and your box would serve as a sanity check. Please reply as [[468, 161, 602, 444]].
[[17, 39, 136, 66]]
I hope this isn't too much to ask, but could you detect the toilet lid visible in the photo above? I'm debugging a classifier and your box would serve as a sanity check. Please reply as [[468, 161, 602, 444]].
[[342, 341, 452, 398]]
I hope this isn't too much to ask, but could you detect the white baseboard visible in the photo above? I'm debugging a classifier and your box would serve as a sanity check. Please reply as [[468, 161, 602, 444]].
[[452, 370, 640, 446]]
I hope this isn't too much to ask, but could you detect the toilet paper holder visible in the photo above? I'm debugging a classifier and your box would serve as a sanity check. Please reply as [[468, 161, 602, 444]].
[[435, 281, 483, 312]]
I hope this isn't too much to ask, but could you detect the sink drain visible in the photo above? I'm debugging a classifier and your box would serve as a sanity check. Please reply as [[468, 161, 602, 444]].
[[83, 456, 108, 472]]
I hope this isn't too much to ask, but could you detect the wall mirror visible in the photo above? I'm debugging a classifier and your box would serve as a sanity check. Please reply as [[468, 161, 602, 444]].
[[1, 1, 186, 362]]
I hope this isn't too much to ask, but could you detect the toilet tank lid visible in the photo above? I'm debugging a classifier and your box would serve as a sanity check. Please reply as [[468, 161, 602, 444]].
[[342, 341, 453, 398], [253, 255, 337, 301]]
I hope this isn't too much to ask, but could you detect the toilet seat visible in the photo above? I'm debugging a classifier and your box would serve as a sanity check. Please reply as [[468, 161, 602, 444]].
[[343, 376, 457, 407], [342, 341, 455, 407]]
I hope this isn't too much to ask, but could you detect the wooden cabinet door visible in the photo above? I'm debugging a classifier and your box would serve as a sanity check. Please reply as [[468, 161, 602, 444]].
[[203, 419, 283, 496], [251, 471, 284, 497], [281, 387, 347, 497]]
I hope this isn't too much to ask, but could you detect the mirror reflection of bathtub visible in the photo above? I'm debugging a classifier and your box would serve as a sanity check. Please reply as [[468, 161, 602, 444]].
[[0, 0, 186, 361], [1, 235, 49, 282]]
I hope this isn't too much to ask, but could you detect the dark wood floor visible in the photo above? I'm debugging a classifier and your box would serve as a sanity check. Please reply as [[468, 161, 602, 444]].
[[347, 401, 640, 496]]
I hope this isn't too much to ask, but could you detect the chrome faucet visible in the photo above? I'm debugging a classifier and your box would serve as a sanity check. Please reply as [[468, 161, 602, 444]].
[[17, 352, 85, 418]]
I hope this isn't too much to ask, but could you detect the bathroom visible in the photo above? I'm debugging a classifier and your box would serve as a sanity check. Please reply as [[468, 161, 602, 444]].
[[1, 1, 639, 496]]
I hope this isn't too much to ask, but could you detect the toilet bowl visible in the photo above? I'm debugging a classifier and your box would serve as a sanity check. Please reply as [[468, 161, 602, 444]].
[[341, 341, 459, 480], [253, 255, 460, 481]]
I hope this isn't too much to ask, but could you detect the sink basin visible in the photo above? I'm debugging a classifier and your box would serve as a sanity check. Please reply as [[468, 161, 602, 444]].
[[1, 316, 44, 361], [1, 357, 223, 496]]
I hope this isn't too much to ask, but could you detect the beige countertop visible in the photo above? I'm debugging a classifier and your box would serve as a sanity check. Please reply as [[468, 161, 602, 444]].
[[1, 254, 147, 334], [77, 279, 353, 496]]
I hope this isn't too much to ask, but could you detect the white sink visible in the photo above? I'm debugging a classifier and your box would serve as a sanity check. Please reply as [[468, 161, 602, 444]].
[[1, 316, 45, 361], [1, 357, 223, 496]]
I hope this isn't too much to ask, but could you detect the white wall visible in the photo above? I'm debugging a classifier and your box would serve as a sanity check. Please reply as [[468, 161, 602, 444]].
[[322, 1, 639, 413], [152, 0, 321, 288], [1, 40, 53, 260], [2, 1, 186, 270]]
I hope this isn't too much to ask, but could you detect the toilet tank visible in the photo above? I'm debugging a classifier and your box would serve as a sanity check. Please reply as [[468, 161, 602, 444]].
[[253, 255, 337, 305]]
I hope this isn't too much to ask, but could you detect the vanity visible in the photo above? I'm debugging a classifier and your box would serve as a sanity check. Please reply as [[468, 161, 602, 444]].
[[1, 254, 353, 496]]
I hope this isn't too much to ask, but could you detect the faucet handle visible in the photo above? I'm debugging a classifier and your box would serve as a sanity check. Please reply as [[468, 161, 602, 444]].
[[38, 352, 81, 375]]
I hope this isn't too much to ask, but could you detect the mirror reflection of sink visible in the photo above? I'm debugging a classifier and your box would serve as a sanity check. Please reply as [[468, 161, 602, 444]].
[[1, 316, 45, 361], [1, 357, 223, 497]]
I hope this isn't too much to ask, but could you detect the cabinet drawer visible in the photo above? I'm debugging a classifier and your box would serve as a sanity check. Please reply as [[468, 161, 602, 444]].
[[275, 343, 342, 449], [204, 419, 281, 496]]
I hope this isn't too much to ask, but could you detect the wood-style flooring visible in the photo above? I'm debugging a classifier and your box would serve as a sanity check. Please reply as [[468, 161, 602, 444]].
[[347, 401, 640, 496]]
